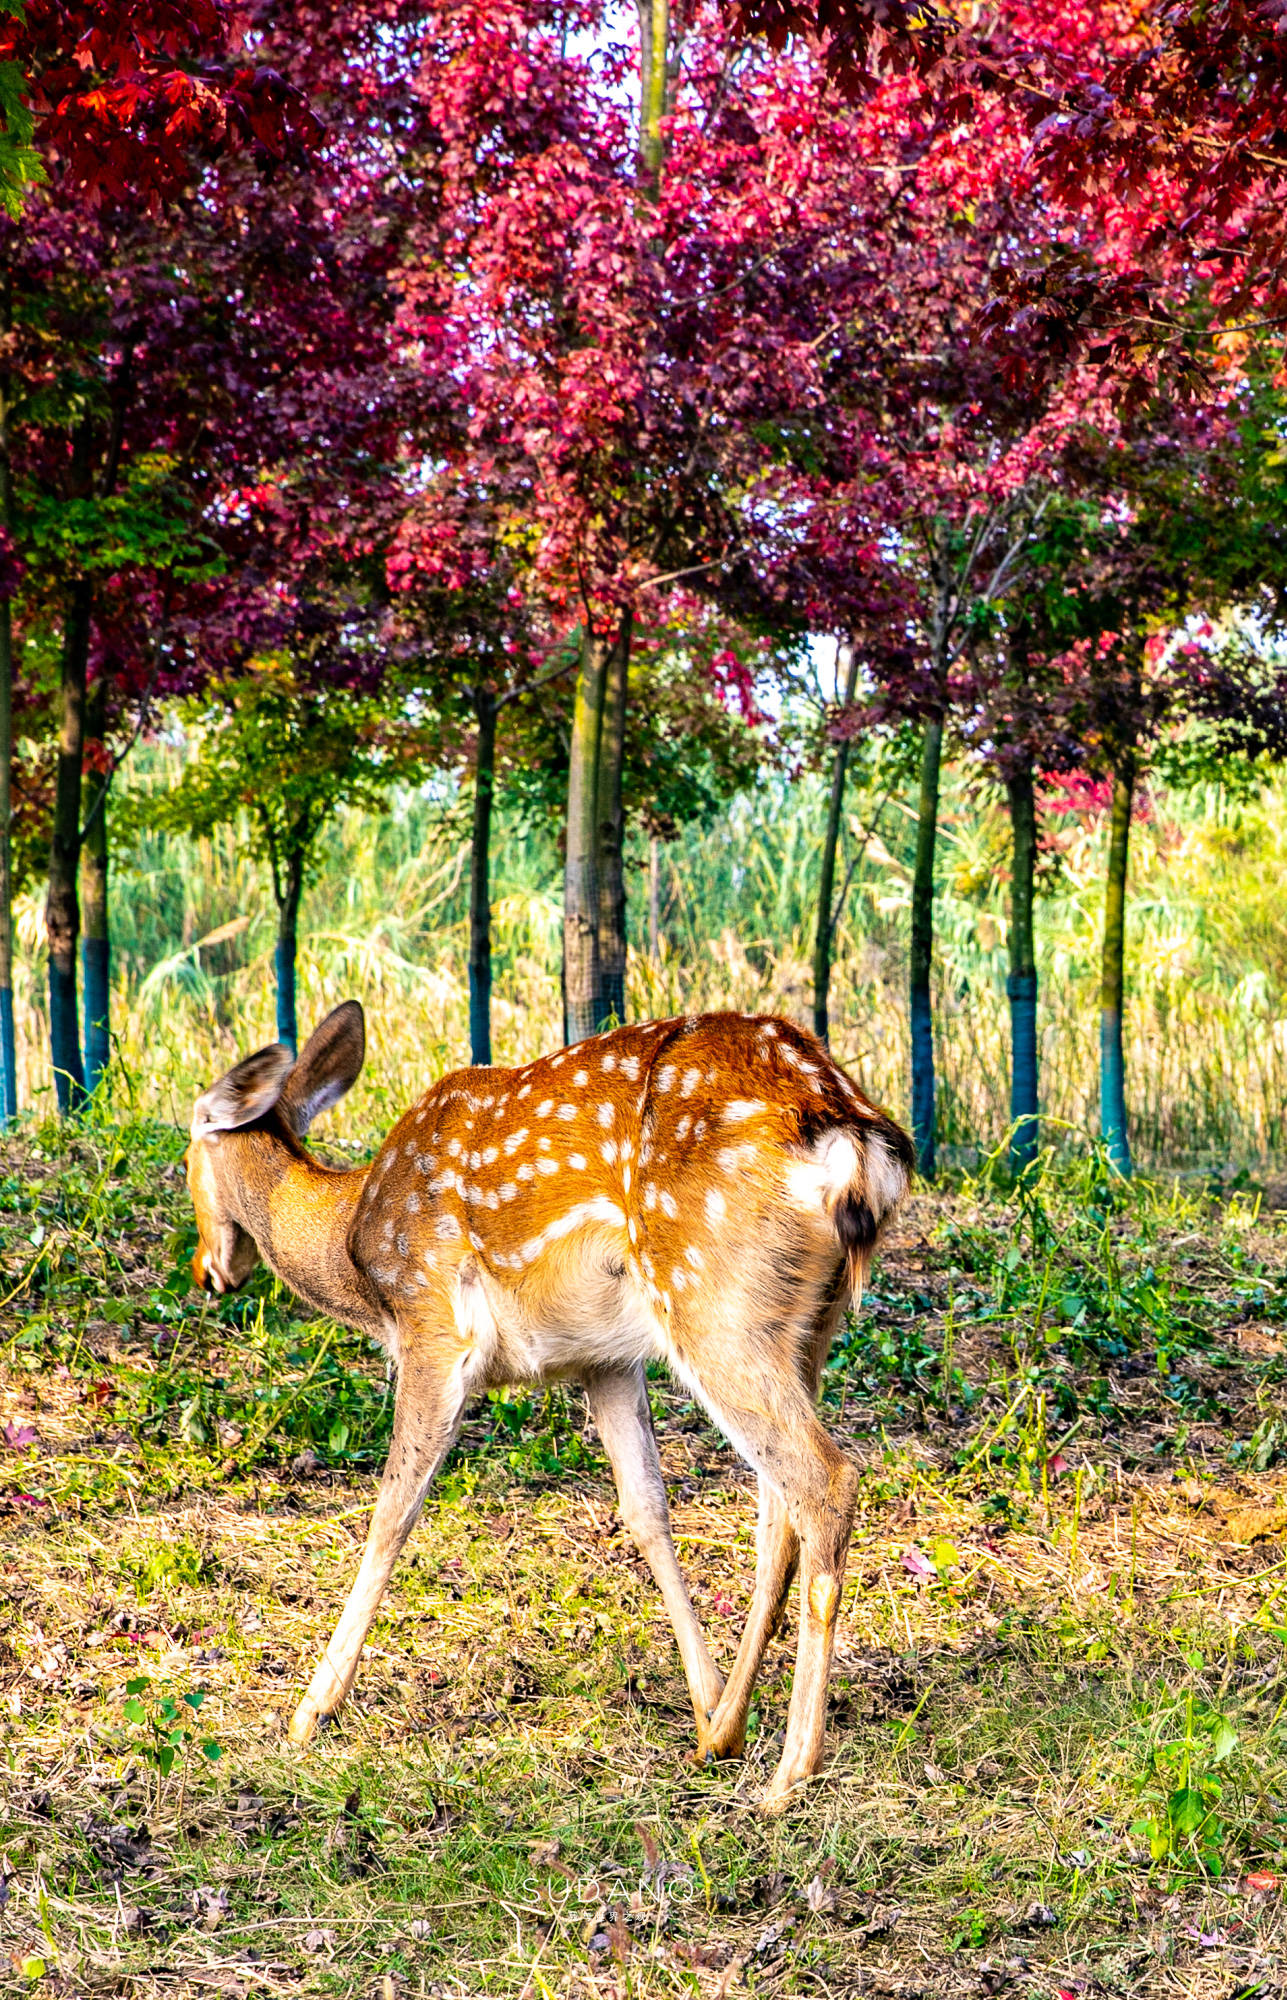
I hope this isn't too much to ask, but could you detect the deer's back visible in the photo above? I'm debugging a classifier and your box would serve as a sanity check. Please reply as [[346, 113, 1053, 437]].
[[350, 1012, 902, 1383]]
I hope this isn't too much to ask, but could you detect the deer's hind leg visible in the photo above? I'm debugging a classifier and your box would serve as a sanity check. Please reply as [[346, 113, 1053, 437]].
[[696, 1283, 849, 1766], [584, 1363, 725, 1733], [289, 1335, 470, 1746]]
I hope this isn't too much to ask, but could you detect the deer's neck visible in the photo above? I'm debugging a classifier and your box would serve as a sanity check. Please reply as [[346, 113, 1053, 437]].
[[231, 1131, 387, 1338]]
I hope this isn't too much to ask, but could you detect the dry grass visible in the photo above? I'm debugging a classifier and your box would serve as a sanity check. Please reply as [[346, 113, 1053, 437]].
[[5, 1119, 1287, 1997]]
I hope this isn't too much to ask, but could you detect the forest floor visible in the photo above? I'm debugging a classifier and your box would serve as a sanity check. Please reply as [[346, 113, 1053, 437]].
[[4, 1113, 1287, 1999]]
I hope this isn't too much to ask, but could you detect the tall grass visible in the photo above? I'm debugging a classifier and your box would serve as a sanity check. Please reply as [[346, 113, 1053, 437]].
[[11, 740, 1287, 1166]]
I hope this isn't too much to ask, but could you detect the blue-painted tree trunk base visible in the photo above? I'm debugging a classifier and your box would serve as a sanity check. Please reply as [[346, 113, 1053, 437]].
[[1008, 971, 1039, 1172], [469, 968, 491, 1067], [1100, 1006, 1132, 1177], [49, 961, 85, 1115], [82, 937, 110, 1098], [0, 985, 16, 1124], [910, 981, 935, 1179], [275, 940, 298, 1057]]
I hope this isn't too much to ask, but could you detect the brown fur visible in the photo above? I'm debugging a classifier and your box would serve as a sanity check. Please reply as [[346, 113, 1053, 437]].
[[186, 1003, 913, 1810]]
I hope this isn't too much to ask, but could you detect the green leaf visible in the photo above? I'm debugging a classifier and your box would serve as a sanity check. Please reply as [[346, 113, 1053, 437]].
[[157, 1744, 176, 1776], [202, 1740, 223, 1762], [125, 1676, 150, 1696], [1208, 1717, 1238, 1763], [184, 1689, 206, 1711], [1169, 1786, 1206, 1836], [122, 1698, 148, 1724], [931, 1537, 960, 1571]]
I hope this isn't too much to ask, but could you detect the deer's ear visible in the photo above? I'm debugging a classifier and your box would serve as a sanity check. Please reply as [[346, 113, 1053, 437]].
[[279, 1001, 366, 1137], [192, 1044, 295, 1139]]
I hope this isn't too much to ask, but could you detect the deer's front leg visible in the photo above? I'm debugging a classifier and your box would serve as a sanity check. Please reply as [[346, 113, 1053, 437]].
[[289, 1346, 466, 1746]]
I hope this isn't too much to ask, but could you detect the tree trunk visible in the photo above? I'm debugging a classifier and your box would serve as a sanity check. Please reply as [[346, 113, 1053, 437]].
[[1006, 759, 1038, 1173], [469, 684, 496, 1066], [597, 610, 630, 1029], [47, 575, 92, 1113], [81, 680, 110, 1097], [648, 836, 661, 959], [1100, 753, 1135, 1176], [564, 627, 609, 1044], [812, 643, 860, 1047], [637, 0, 669, 186], [909, 715, 943, 1179], [275, 851, 305, 1056]]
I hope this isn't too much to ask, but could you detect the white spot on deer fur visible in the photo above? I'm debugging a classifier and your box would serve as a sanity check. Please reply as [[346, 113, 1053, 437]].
[[645, 1184, 658, 1211], [415, 1152, 436, 1174], [695, 1119, 707, 1140], [681, 1067, 701, 1097], [685, 1244, 704, 1269], [470, 1150, 481, 1170], [537, 1099, 554, 1119], [518, 1196, 626, 1263], [660, 1190, 678, 1219], [468, 1230, 485, 1252], [671, 1267, 687, 1292], [573, 1069, 589, 1087], [641, 1250, 655, 1276], [516, 1163, 535, 1182], [406, 1192, 421, 1215], [429, 1170, 459, 1196], [628, 1217, 638, 1243], [503, 1129, 528, 1156], [448, 1138, 462, 1158], [483, 1145, 498, 1165], [557, 1104, 576, 1122], [619, 1054, 640, 1081], [500, 1182, 517, 1202], [435, 1213, 461, 1242], [601, 1140, 618, 1165], [705, 1188, 726, 1223], [620, 1137, 633, 1160], [537, 1158, 559, 1176], [550, 1051, 566, 1068], [656, 1065, 675, 1093], [622, 1164, 632, 1191], [568, 1152, 586, 1170], [381, 1219, 394, 1241], [518, 1083, 532, 1099], [725, 1100, 763, 1123], [601, 1052, 616, 1072], [597, 1102, 614, 1127], [676, 1114, 691, 1140]]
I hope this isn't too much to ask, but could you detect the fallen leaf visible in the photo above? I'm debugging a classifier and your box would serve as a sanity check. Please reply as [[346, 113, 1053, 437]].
[[2, 1423, 37, 1448], [923, 1761, 948, 1785], [529, 1838, 562, 1868], [302, 1929, 334, 1954], [1026, 1902, 1058, 1927], [1045, 1453, 1070, 1481], [1245, 1871, 1279, 1894], [806, 1871, 838, 1913], [902, 1546, 936, 1580]]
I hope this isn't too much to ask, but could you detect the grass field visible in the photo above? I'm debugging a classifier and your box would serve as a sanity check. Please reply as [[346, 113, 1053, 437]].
[[5, 1102, 1287, 1999]]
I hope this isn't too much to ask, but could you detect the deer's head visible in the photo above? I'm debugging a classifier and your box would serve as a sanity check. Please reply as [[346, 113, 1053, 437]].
[[185, 1001, 366, 1293]]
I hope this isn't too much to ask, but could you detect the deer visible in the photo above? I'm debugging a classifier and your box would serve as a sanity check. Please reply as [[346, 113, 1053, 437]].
[[184, 1000, 914, 1811]]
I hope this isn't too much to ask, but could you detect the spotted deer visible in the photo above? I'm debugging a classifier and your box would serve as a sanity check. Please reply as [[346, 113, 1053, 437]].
[[185, 1001, 913, 1809]]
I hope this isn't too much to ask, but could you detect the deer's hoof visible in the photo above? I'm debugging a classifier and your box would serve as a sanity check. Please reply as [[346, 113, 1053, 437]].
[[758, 1771, 809, 1818], [288, 1699, 321, 1747]]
